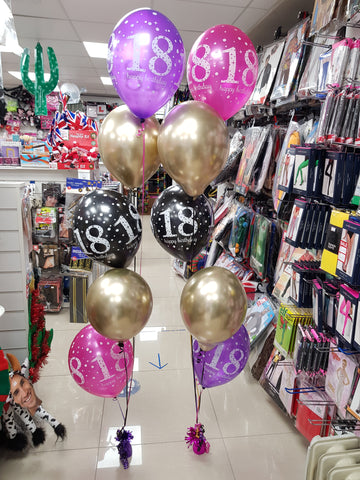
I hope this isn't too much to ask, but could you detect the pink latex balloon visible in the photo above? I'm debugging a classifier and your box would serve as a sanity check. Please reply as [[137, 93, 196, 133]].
[[187, 24, 258, 121], [68, 324, 134, 398], [108, 8, 185, 119]]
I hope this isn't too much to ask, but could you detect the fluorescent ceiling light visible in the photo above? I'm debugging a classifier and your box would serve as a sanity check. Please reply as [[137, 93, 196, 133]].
[[101, 76, 112, 85], [8, 71, 59, 91], [83, 41, 107, 58]]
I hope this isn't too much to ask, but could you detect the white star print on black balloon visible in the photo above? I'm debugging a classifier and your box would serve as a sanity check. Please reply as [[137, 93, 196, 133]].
[[73, 189, 142, 268], [150, 185, 214, 262]]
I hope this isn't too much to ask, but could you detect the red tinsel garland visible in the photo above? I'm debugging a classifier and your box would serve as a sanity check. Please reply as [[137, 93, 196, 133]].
[[28, 289, 52, 383]]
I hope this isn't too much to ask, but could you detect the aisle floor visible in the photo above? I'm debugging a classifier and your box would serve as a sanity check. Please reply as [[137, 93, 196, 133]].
[[0, 217, 308, 479]]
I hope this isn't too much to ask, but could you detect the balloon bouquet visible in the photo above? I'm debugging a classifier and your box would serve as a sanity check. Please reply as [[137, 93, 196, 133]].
[[69, 8, 186, 470], [148, 21, 258, 455], [70, 6, 258, 465]]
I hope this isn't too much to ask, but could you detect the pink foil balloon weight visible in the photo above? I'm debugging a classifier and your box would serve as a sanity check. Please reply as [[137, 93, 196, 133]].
[[187, 24, 258, 121], [107, 8, 185, 119], [68, 324, 134, 398]]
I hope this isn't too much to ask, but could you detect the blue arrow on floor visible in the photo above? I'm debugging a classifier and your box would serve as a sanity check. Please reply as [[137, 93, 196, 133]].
[[149, 353, 168, 370]]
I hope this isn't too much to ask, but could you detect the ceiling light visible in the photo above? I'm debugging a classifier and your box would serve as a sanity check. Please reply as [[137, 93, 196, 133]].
[[101, 77, 112, 85], [8, 71, 59, 91], [83, 41, 108, 58]]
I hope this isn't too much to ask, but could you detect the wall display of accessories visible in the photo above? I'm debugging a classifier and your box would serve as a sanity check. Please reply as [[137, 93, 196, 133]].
[[169, 3, 360, 448]]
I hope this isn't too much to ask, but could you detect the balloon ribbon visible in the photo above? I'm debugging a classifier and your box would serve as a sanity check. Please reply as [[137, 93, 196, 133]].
[[136, 122, 146, 276], [115, 339, 135, 469], [185, 337, 210, 455]]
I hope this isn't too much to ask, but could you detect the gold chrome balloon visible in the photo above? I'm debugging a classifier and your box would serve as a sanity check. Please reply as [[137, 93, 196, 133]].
[[98, 105, 160, 188], [180, 266, 247, 349], [86, 269, 153, 341], [158, 101, 229, 197]]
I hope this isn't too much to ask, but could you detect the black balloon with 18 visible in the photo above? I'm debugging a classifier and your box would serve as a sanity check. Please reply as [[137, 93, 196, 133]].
[[150, 185, 214, 262], [73, 189, 142, 268]]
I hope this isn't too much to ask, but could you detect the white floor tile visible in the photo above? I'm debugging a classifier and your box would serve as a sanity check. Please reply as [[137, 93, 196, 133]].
[[31, 375, 104, 452], [224, 432, 308, 480], [0, 448, 98, 479], [208, 370, 295, 437], [135, 327, 191, 371], [99, 369, 221, 447]]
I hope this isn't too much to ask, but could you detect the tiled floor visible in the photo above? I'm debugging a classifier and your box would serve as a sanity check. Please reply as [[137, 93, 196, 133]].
[[0, 217, 309, 479]]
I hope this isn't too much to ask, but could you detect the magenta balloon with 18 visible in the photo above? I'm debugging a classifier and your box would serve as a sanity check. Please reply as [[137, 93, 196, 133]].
[[68, 325, 134, 398], [187, 24, 258, 121]]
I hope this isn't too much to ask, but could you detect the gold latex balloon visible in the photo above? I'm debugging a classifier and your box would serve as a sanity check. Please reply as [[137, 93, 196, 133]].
[[158, 101, 229, 197], [98, 105, 160, 188], [180, 266, 247, 349], [86, 268, 153, 341]]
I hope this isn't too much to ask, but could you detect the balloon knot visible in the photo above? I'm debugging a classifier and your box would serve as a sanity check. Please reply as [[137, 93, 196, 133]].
[[136, 123, 145, 137]]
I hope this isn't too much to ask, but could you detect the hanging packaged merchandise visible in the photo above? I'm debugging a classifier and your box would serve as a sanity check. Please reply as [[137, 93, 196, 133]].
[[343, 153, 360, 205], [211, 200, 239, 245], [312, 279, 325, 332], [214, 251, 254, 282], [354, 294, 360, 350], [317, 50, 332, 95], [348, 0, 360, 19], [326, 90, 349, 143], [290, 260, 325, 308], [344, 38, 360, 86], [228, 205, 253, 260], [273, 245, 319, 304], [211, 130, 244, 186], [274, 304, 313, 356], [347, 92, 360, 144], [270, 18, 310, 102], [293, 325, 331, 376], [286, 198, 308, 246], [323, 280, 340, 334], [42, 182, 62, 207], [337, 91, 356, 144], [316, 89, 337, 143], [335, 284, 359, 348], [322, 150, 346, 204], [273, 121, 301, 214], [235, 125, 271, 196], [347, 367, 360, 421], [266, 220, 282, 285], [310, 0, 337, 36], [32, 243, 60, 272], [336, 218, 360, 286], [249, 127, 274, 194], [64, 177, 102, 231], [38, 277, 63, 312], [274, 232, 296, 284], [32, 206, 58, 244], [263, 126, 286, 195], [292, 146, 318, 197], [277, 147, 296, 193], [243, 296, 276, 347], [325, 348, 359, 419], [321, 209, 351, 276], [249, 214, 271, 280], [299, 29, 336, 98], [327, 38, 353, 88], [250, 40, 285, 105]]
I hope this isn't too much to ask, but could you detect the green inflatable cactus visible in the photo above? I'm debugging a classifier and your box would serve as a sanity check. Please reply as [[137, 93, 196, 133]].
[[21, 42, 59, 116]]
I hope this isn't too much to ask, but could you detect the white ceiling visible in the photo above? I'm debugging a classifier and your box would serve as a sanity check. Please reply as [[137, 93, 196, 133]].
[[2, 0, 315, 100]]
